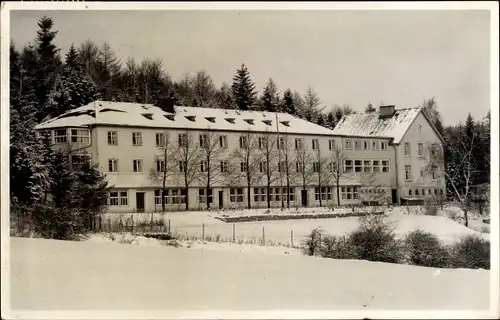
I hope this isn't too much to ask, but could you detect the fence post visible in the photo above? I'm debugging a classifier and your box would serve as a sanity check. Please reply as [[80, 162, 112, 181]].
[[131, 215, 134, 234], [290, 230, 294, 248], [202, 223, 205, 241], [232, 224, 236, 242], [168, 219, 171, 234], [262, 226, 266, 246]]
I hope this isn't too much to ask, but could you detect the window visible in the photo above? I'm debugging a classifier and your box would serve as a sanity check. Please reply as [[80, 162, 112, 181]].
[[381, 160, 389, 172], [70, 129, 90, 143], [178, 133, 187, 147], [345, 140, 353, 150], [440, 189, 444, 196], [405, 165, 412, 181], [296, 162, 303, 173], [341, 187, 359, 200], [313, 162, 320, 173], [132, 132, 142, 146], [171, 189, 187, 204], [109, 191, 119, 206], [119, 191, 128, 206], [155, 189, 170, 206], [285, 188, 296, 202], [420, 167, 425, 178], [40, 130, 53, 143], [156, 133, 165, 147], [354, 140, 361, 150], [422, 189, 425, 196], [312, 139, 319, 150], [363, 160, 371, 172], [295, 138, 303, 150], [428, 189, 432, 196], [55, 129, 68, 144], [329, 140, 336, 150], [344, 160, 353, 172], [179, 161, 186, 172], [230, 188, 244, 203], [434, 189, 438, 196], [219, 135, 228, 148], [240, 162, 248, 172], [156, 159, 165, 172], [269, 187, 276, 202], [380, 141, 388, 150], [278, 161, 286, 173], [372, 141, 379, 151], [240, 136, 248, 149], [372, 160, 380, 173], [200, 161, 207, 173], [329, 162, 336, 173], [133, 159, 143, 172], [363, 141, 370, 150], [404, 142, 411, 156], [198, 188, 213, 204], [415, 189, 419, 196], [70, 154, 91, 170], [278, 137, 285, 150], [354, 160, 362, 172], [199, 134, 208, 148], [431, 166, 437, 180], [418, 143, 423, 156], [220, 161, 228, 173], [315, 187, 332, 201], [430, 143, 439, 157], [258, 137, 264, 149], [259, 162, 265, 173], [409, 189, 413, 196], [418, 125, 422, 133], [107, 131, 118, 145], [274, 187, 281, 202], [108, 159, 118, 172], [254, 188, 266, 203]]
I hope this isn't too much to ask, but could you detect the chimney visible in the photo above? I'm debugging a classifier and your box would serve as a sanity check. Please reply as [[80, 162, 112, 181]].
[[157, 97, 176, 113], [379, 105, 396, 118]]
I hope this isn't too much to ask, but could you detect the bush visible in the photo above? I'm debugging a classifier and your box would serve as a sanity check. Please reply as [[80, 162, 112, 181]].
[[320, 235, 353, 260], [31, 204, 85, 240], [347, 215, 403, 263], [423, 202, 438, 216], [303, 227, 324, 256], [404, 229, 451, 268], [449, 235, 490, 270]]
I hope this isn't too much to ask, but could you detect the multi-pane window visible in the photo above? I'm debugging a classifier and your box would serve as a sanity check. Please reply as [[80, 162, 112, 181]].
[[431, 166, 438, 180], [156, 159, 165, 172], [259, 162, 265, 173], [363, 140, 370, 150], [372, 160, 381, 173], [284, 187, 296, 202], [70, 129, 90, 143], [354, 140, 361, 150], [220, 161, 228, 173], [329, 140, 336, 150], [418, 143, 424, 156], [295, 138, 303, 150], [278, 137, 285, 150], [258, 137, 264, 149], [404, 142, 411, 156], [273, 187, 281, 202], [171, 189, 187, 204], [70, 154, 91, 171], [296, 162, 303, 173], [430, 143, 439, 157], [178, 133, 187, 147], [372, 141, 379, 151], [329, 162, 336, 173], [199, 134, 208, 148], [380, 141, 388, 150], [344, 160, 353, 172], [381, 160, 389, 172], [198, 188, 213, 204], [156, 133, 165, 147], [405, 165, 412, 181], [133, 159, 143, 172], [119, 191, 128, 206], [108, 131, 118, 145], [315, 187, 332, 201], [109, 191, 119, 206], [345, 140, 353, 150], [240, 136, 248, 148], [409, 189, 413, 196], [415, 189, 419, 196], [200, 161, 207, 173], [341, 187, 359, 200], [240, 162, 247, 172], [278, 161, 286, 173], [354, 160, 362, 172], [313, 162, 320, 173], [108, 159, 118, 172], [420, 167, 425, 178], [179, 161, 187, 172], [230, 188, 244, 203], [132, 132, 142, 146], [254, 187, 266, 203], [219, 135, 228, 148], [154, 190, 170, 205], [55, 129, 68, 144], [363, 160, 371, 172], [312, 139, 319, 150]]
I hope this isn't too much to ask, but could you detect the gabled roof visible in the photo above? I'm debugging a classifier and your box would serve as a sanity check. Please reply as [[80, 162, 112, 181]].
[[34, 101, 336, 136], [332, 107, 424, 144]]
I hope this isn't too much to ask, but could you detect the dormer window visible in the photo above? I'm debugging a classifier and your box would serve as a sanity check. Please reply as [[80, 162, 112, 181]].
[[280, 121, 290, 127], [185, 115, 196, 122], [141, 113, 153, 120], [205, 117, 216, 123], [244, 119, 254, 125], [225, 118, 235, 124], [164, 114, 175, 121], [262, 120, 272, 126]]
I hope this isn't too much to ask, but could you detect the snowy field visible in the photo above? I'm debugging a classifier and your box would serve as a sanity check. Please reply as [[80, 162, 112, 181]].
[[10, 237, 491, 313]]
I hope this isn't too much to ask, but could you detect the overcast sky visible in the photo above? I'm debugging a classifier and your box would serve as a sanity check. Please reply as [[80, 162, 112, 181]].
[[10, 9, 491, 125]]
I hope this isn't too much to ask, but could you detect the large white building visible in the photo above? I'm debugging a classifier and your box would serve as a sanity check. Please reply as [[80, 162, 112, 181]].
[[35, 101, 445, 212]]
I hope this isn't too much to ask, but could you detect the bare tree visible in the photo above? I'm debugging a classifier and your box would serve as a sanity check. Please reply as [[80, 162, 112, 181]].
[[191, 70, 216, 108], [328, 146, 349, 206], [230, 131, 262, 209], [313, 145, 332, 207], [358, 172, 389, 214], [198, 130, 224, 209], [174, 130, 202, 210], [259, 130, 280, 208], [148, 131, 176, 212], [295, 144, 315, 206], [279, 135, 297, 208]]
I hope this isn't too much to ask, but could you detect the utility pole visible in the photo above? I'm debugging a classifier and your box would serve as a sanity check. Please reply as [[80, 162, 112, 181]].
[[276, 112, 284, 208]]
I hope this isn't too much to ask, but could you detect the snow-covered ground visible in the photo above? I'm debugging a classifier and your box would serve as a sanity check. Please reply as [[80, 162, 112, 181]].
[[10, 237, 491, 313]]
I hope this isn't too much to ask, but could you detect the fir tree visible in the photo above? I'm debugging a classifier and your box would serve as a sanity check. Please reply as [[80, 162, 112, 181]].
[[65, 44, 81, 72], [261, 78, 280, 112], [316, 113, 325, 127], [365, 102, 376, 113], [215, 83, 234, 109], [326, 111, 336, 129], [281, 89, 296, 115], [231, 63, 257, 110]]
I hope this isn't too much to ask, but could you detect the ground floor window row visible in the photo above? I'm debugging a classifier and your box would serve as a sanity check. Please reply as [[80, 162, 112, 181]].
[[407, 188, 444, 197]]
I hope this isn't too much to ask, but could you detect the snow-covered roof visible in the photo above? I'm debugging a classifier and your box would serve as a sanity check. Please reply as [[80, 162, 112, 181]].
[[332, 107, 422, 144], [35, 101, 336, 136]]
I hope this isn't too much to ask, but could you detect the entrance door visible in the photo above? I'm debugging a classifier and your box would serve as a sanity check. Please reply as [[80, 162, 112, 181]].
[[218, 190, 224, 209], [136, 192, 145, 213], [301, 190, 308, 207], [391, 189, 398, 204]]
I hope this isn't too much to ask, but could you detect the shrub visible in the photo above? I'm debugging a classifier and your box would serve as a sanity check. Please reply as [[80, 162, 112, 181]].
[[423, 202, 438, 216], [31, 204, 85, 240], [320, 235, 353, 259], [404, 229, 450, 268], [302, 227, 324, 256], [347, 215, 403, 263], [449, 235, 490, 270]]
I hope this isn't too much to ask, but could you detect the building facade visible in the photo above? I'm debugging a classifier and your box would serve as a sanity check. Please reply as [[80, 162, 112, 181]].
[[35, 101, 445, 212]]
